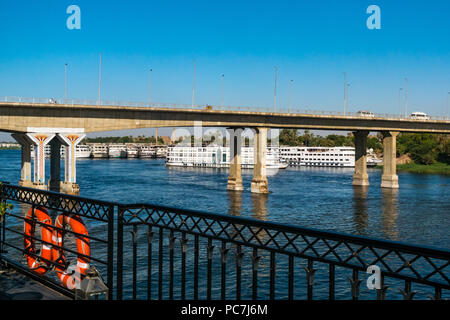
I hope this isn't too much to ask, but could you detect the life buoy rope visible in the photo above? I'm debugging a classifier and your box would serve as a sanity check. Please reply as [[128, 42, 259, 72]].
[[23, 207, 53, 275]]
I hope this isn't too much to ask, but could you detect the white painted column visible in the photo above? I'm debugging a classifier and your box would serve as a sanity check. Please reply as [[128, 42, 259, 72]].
[[26, 133, 55, 186], [57, 133, 86, 184], [11, 133, 33, 187]]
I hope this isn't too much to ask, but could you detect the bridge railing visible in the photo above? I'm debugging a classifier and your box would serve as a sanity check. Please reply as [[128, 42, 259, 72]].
[[1, 96, 448, 121]]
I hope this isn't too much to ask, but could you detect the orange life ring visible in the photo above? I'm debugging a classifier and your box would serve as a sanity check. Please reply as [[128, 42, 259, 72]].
[[23, 206, 53, 275], [52, 214, 90, 289]]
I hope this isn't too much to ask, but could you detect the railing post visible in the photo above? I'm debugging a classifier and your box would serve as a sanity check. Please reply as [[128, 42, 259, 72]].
[[107, 204, 114, 300], [116, 205, 124, 300]]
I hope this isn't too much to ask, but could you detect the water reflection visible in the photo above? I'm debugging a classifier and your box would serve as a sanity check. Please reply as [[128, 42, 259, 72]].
[[381, 188, 399, 240], [352, 186, 369, 235], [226, 191, 269, 243], [227, 191, 242, 216], [251, 194, 269, 221]]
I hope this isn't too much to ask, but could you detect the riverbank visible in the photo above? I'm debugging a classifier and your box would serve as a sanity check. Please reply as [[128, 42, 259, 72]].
[[376, 162, 450, 175]]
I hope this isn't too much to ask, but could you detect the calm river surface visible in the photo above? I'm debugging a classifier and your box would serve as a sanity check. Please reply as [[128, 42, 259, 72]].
[[0, 149, 448, 248]]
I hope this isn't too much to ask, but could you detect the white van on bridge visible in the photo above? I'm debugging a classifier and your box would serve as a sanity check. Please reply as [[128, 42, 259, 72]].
[[410, 112, 430, 120]]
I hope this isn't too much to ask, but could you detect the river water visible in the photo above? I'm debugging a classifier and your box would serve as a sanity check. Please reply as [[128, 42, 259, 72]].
[[1, 149, 448, 247], [1, 149, 449, 299]]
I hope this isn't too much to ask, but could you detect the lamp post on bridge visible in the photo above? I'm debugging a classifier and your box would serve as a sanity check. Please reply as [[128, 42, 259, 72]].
[[98, 52, 102, 105], [343, 72, 347, 115], [65, 63, 68, 104], [404, 78, 408, 118], [398, 88, 403, 118], [274, 67, 277, 113], [192, 59, 196, 108], [289, 79, 293, 110], [221, 74, 224, 107], [446, 91, 450, 120], [346, 83, 350, 113], [149, 68, 152, 106]]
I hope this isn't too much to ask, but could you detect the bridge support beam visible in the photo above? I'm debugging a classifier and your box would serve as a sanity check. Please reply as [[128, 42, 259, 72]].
[[381, 131, 399, 189], [26, 133, 55, 190], [227, 128, 244, 191], [353, 130, 369, 187], [57, 133, 86, 195], [11, 134, 33, 188], [251, 128, 269, 194]]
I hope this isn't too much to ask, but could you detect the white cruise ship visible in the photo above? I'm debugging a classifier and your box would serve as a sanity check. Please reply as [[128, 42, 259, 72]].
[[108, 144, 127, 158], [279, 146, 381, 167], [166, 145, 288, 169], [90, 144, 109, 158], [138, 145, 156, 158], [279, 146, 356, 167], [76, 145, 92, 158], [32, 144, 92, 158], [126, 145, 139, 158]]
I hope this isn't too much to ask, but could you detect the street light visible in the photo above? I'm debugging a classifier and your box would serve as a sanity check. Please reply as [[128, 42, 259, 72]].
[[346, 83, 350, 113], [98, 52, 102, 105], [274, 67, 277, 112], [343, 72, 347, 115], [404, 78, 408, 118], [221, 74, 224, 107], [65, 63, 68, 103], [289, 80, 293, 110], [192, 59, 196, 108], [149, 69, 152, 106], [447, 91, 450, 120], [398, 88, 403, 118]]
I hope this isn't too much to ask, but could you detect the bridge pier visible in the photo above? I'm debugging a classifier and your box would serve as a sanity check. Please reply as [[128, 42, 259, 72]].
[[26, 133, 55, 190], [57, 133, 86, 195], [251, 128, 269, 194], [11, 134, 33, 188], [227, 128, 244, 191], [381, 131, 399, 189], [48, 138, 62, 192], [352, 130, 369, 187]]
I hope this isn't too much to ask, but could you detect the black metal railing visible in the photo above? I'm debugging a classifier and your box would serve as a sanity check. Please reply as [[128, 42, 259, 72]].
[[1, 183, 449, 300], [0, 183, 115, 299], [116, 203, 449, 300]]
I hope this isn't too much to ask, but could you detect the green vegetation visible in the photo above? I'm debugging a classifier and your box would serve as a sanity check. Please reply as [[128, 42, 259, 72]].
[[279, 129, 450, 174], [397, 133, 449, 165], [278, 129, 355, 147], [377, 162, 450, 175], [0, 183, 13, 223], [85, 135, 164, 144]]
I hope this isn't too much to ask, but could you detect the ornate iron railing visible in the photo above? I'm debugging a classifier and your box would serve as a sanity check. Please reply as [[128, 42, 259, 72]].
[[116, 203, 449, 300], [1, 183, 449, 300], [0, 183, 115, 299]]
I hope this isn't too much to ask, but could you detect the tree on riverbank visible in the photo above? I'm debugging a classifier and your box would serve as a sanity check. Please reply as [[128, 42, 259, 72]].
[[397, 133, 449, 165], [278, 130, 449, 166]]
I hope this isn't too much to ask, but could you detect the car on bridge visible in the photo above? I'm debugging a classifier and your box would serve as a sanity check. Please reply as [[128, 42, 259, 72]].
[[356, 110, 375, 117], [410, 111, 430, 120]]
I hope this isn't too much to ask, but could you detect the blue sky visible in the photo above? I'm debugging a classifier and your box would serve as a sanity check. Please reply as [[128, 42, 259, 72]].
[[0, 0, 449, 140]]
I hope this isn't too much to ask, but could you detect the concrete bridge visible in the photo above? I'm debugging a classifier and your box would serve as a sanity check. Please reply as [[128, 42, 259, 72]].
[[1, 98, 449, 194]]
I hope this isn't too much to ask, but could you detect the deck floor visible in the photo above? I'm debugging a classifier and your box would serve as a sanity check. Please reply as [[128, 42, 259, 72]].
[[0, 267, 70, 300]]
